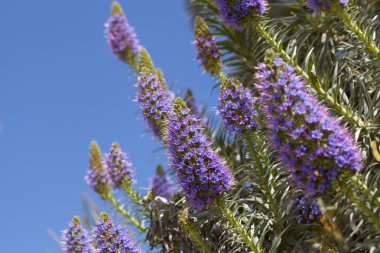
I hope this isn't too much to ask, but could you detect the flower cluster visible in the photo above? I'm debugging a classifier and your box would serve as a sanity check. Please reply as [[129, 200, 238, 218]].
[[215, 0, 268, 30], [61, 217, 93, 253], [150, 165, 174, 198], [136, 66, 172, 138], [105, 2, 140, 64], [293, 196, 322, 224], [105, 142, 135, 189], [85, 141, 110, 199], [94, 213, 143, 253], [218, 77, 257, 134], [167, 98, 234, 209], [256, 56, 362, 196], [307, 0, 349, 13], [184, 89, 207, 128], [193, 16, 221, 75]]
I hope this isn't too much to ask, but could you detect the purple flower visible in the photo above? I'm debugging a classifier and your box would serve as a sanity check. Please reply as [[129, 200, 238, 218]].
[[218, 77, 257, 133], [136, 70, 173, 138], [293, 196, 322, 224], [105, 2, 140, 64], [61, 217, 94, 253], [184, 89, 208, 128], [307, 0, 348, 13], [94, 213, 143, 253], [85, 141, 110, 199], [215, 0, 268, 30], [166, 98, 235, 209], [193, 17, 221, 75], [256, 56, 362, 197], [150, 165, 174, 198], [105, 142, 135, 189]]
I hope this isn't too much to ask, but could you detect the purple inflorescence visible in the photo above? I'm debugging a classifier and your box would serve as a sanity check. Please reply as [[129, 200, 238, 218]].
[[307, 0, 348, 13], [293, 196, 322, 224], [62, 217, 93, 253], [215, 0, 268, 30], [105, 11, 140, 64], [184, 89, 208, 128], [218, 77, 257, 134], [256, 56, 362, 196], [167, 98, 235, 209], [105, 142, 135, 189], [94, 213, 143, 253], [193, 17, 221, 76], [136, 71, 172, 138], [150, 165, 174, 198]]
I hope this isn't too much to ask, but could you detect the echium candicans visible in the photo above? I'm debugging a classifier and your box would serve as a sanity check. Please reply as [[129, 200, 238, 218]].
[[85, 141, 110, 199], [167, 98, 234, 209], [61, 217, 93, 253], [105, 1, 140, 64], [94, 213, 143, 253], [293, 196, 322, 224], [136, 48, 173, 138], [150, 165, 174, 198], [215, 0, 268, 30], [307, 0, 348, 13], [218, 76, 257, 134], [256, 54, 362, 196], [193, 16, 221, 76], [105, 142, 135, 189], [184, 89, 207, 128]]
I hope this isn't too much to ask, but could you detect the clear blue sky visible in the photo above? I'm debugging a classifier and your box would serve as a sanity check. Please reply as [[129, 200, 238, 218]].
[[0, 1, 218, 252]]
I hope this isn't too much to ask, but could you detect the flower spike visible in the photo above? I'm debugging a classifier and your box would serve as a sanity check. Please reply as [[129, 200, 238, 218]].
[[61, 217, 93, 253]]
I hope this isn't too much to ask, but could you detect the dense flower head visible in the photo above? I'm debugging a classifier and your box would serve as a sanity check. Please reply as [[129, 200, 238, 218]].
[[94, 213, 143, 253], [193, 16, 221, 75], [307, 0, 348, 13], [61, 217, 93, 253], [215, 0, 268, 30], [136, 69, 173, 138], [105, 2, 140, 64], [218, 77, 257, 133], [166, 98, 235, 209], [150, 165, 174, 198], [105, 142, 135, 189], [184, 89, 207, 128], [256, 55, 362, 196], [85, 141, 110, 199], [293, 196, 322, 224]]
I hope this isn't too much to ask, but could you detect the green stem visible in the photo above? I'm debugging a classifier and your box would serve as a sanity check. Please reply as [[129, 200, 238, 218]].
[[351, 175, 380, 208], [338, 11, 380, 58], [251, 19, 364, 128], [124, 184, 151, 213], [244, 132, 283, 230], [216, 198, 264, 253], [181, 220, 213, 253], [107, 193, 148, 233], [338, 179, 380, 232]]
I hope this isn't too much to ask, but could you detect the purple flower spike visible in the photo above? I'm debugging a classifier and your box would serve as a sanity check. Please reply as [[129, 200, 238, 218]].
[[105, 142, 135, 189], [256, 54, 362, 197], [94, 213, 143, 253], [293, 196, 322, 224], [215, 0, 268, 30], [307, 0, 349, 13], [218, 77, 257, 134], [62, 217, 94, 253], [150, 165, 174, 198], [184, 89, 208, 128], [193, 16, 221, 75], [85, 141, 110, 199], [105, 2, 140, 64], [167, 98, 235, 209]]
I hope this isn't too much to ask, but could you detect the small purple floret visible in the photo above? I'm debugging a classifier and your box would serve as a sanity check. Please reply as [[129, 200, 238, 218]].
[[293, 196, 322, 224]]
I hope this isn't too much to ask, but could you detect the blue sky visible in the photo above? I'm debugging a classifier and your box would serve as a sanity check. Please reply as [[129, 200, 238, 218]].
[[0, 1, 218, 252]]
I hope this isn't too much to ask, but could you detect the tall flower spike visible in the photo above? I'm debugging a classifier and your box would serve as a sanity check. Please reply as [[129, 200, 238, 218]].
[[136, 49, 173, 138], [61, 217, 93, 253], [256, 55, 362, 196], [85, 141, 110, 199], [184, 89, 207, 128], [150, 165, 174, 198], [215, 0, 268, 30], [218, 77, 257, 134], [105, 142, 135, 189], [94, 213, 143, 253], [193, 16, 221, 76], [307, 0, 348, 13], [167, 98, 234, 209], [105, 1, 140, 64], [293, 196, 322, 224]]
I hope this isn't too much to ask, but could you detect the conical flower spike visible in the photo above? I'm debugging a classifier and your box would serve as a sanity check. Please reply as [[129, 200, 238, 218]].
[[150, 165, 174, 198], [61, 217, 93, 253]]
